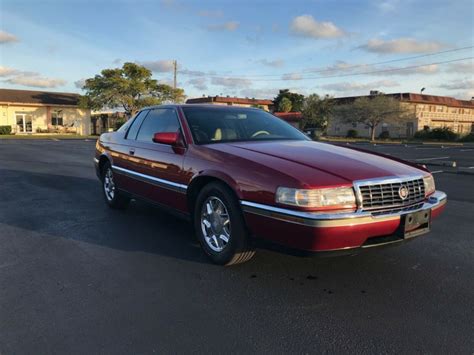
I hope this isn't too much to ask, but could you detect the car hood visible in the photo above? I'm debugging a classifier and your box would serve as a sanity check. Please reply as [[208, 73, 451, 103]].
[[217, 140, 425, 182]]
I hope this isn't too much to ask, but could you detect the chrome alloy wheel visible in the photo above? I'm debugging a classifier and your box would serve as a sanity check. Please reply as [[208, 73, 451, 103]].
[[103, 167, 116, 201], [200, 196, 231, 252]]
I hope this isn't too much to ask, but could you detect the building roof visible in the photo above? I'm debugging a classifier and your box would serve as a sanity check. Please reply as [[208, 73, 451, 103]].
[[274, 112, 303, 121], [333, 92, 474, 109], [186, 96, 273, 106], [0, 88, 81, 106], [397, 93, 474, 108]]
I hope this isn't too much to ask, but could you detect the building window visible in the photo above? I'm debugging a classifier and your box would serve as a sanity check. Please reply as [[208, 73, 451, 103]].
[[52, 110, 63, 126]]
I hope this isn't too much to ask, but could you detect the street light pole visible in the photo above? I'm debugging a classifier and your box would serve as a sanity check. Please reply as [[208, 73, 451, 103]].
[[173, 60, 177, 90]]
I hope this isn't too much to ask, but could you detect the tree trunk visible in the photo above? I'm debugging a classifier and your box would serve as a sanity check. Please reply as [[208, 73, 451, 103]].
[[370, 125, 376, 141]]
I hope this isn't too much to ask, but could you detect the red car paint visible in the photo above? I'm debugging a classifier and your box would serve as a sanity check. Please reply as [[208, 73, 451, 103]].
[[95, 105, 447, 254]]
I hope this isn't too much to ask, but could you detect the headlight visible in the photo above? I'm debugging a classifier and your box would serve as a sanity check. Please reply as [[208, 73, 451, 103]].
[[423, 175, 436, 196], [276, 186, 356, 208]]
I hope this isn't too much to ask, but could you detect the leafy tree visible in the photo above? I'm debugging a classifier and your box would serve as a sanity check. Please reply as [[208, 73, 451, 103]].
[[333, 95, 413, 141], [301, 94, 334, 130], [273, 89, 305, 112], [278, 97, 293, 112], [79, 62, 185, 116]]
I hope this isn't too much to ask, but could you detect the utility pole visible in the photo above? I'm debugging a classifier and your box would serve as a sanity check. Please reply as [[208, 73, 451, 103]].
[[173, 60, 177, 90]]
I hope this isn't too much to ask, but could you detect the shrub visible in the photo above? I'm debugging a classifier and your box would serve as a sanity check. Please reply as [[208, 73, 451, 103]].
[[114, 119, 126, 131], [346, 129, 358, 138], [0, 126, 12, 135], [460, 132, 474, 142], [414, 129, 429, 139], [413, 127, 458, 141], [429, 127, 458, 141], [379, 131, 390, 139]]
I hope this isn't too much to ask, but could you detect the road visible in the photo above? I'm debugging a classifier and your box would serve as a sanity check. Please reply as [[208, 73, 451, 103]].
[[0, 139, 473, 354]]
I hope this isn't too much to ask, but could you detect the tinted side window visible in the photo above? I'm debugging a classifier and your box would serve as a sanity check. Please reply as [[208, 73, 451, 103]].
[[136, 109, 180, 143], [126, 110, 149, 140]]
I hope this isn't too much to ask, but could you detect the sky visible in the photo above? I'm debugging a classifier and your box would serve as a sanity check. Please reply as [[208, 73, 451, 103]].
[[0, 0, 473, 100]]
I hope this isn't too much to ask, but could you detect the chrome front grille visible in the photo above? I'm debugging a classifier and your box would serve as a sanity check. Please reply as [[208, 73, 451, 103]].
[[357, 177, 425, 211]]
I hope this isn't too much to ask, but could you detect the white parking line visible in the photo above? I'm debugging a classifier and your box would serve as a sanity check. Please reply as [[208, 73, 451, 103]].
[[460, 149, 474, 152], [414, 156, 450, 161], [430, 170, 444, 174]]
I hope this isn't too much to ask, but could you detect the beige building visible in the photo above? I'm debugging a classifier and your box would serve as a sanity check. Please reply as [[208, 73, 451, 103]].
[[328, 92, 474, 138], [186, 96, 273, 111], [0, 88, 91, 135]]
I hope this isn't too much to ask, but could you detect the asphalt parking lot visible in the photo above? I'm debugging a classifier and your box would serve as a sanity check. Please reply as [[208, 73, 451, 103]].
[[0, 139, 473, 354]]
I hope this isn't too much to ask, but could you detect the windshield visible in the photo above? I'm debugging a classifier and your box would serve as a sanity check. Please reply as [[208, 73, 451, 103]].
[[182, 107, 309, 144]]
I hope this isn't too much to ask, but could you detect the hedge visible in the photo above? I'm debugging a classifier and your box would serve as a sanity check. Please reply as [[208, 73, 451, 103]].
[[346, 129, 358, 138], [414, 127, 459, 141], [0, 126, 12, 135]]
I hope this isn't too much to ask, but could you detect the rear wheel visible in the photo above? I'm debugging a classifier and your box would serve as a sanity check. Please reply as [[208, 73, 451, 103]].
[[101, 161, 130, 209], [194, 182, 255, 265]]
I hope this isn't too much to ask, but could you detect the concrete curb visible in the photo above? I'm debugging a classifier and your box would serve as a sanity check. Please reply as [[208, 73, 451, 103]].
[[411, 160, 457, 168]]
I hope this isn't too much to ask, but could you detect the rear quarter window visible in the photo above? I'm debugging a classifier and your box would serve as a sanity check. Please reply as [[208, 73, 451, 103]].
[[125, 110, 149, 140]]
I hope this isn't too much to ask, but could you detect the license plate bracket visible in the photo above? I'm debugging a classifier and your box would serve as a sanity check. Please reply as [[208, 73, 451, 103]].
[[398, 210, 431, 239]]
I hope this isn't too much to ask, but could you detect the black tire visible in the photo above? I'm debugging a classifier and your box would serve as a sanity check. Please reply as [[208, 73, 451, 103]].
[[101, 161, 130, 210], [194, 182, 255, 266]]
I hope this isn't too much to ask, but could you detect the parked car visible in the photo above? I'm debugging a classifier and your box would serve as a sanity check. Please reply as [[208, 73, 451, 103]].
[[94, 105, 447, 265]]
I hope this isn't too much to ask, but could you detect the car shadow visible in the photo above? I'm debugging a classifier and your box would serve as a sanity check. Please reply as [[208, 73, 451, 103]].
[[0, 168, 209, 264]]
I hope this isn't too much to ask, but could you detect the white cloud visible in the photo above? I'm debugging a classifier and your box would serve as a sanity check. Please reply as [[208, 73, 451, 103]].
[[290, 15, 346, 39], [198, 10, 223, 17], [74, 78, 87, 89], [5, 74, 66, 88], [206, 21, 239, 32], [239, 88, 279, 99], [377, 0, 400, 13], [452, 89, 474, 100], [282, 73, 303, 81], [369, 63, 439, 76], [0, 65, 18, 76], [358, 38, 444, 54], [320, 80, 400, 92], [306, 61, 360, 75], [0, 30, 19, 44], [438, 79, 474, 90], [188, 77, 208, 91], [1, 65, 66, 88], [211, 77, 251, 88], [181, 69, 207, 76], [139, 60, 175, 72], [257, 59, 285, 68], [444, 61, 474, 73]]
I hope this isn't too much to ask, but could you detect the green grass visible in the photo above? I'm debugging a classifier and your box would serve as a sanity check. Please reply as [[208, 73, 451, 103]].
[[0, 134, 98, 140]]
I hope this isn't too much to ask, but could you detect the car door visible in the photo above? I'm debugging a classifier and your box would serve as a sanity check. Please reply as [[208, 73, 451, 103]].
[[129, 108, 188, 212], [109, 109, 150, 197]]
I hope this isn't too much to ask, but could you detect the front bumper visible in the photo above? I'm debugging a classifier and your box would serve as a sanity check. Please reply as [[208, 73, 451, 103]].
[[241, 190, 447, 253]]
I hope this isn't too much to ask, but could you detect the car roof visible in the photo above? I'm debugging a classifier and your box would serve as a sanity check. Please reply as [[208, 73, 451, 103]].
[[140, 103, 264, 111]]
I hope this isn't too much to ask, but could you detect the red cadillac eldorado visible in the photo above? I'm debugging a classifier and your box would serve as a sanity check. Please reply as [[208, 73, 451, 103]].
[[94, 105, 447, 265]]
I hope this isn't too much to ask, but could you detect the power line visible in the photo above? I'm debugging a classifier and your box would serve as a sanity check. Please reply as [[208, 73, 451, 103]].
[[182, 45, 474, 79], [234, 57, 474, 82]]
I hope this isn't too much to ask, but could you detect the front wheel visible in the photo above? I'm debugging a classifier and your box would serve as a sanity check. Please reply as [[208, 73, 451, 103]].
[[101, 161, 130, 209], [194, 182, 255, 265]]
